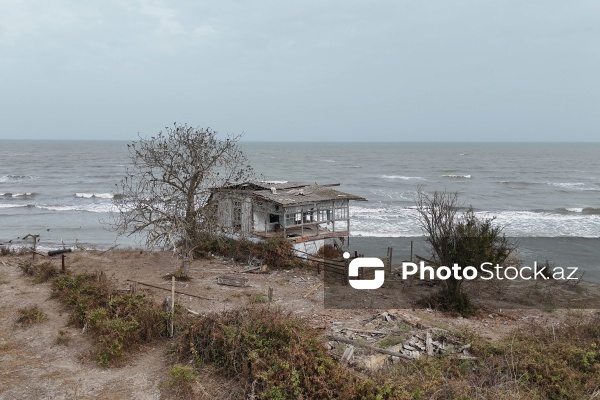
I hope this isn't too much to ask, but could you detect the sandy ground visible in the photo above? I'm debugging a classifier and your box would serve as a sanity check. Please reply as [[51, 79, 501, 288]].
[[0, 250, 594, 399]]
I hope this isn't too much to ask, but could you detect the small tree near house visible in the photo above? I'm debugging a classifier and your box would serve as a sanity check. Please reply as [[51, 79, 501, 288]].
[[414, 189, 514, 315], [110, 123, 253, 276]]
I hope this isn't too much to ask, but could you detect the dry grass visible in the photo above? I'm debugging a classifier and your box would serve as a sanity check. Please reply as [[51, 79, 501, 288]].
[[51, 273, 171, 366], [16, 305, 47, 326], [176, 305, 397, 399], [381, 316, 600, 399]]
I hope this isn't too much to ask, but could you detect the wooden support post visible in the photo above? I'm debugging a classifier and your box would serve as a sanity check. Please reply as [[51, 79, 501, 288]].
[[283, 211, 287, 238], [388, 247, 393, 273], [410, 240, 413, 262], [268, 287, 273, 304], [169, 276, 175, 338], [61, 254, 65, 273]]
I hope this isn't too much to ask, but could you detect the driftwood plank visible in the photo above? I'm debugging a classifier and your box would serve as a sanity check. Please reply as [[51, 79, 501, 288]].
[[216, 275, 248, 287], [341, 327, 388, 335], [327, 334, 413, 360], [303, 283, 322, 298]]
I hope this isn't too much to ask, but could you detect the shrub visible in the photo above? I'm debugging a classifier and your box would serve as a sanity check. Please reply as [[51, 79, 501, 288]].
[[316, 244, 343, 259], [176, 305, 397, 399], [18, 260, 59, 283], [52, 273, 170, 366], [195, 234, 305, 269], [166, 364, 198, 398], [16, 305, 47, 326], [384, 318, 600, 399]]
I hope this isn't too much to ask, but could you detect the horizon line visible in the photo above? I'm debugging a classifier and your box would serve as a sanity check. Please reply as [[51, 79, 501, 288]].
[[1, 138, 600, 144]]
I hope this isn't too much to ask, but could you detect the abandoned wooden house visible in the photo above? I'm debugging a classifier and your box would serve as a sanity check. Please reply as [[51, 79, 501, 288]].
[[211, 181, 366, 254]]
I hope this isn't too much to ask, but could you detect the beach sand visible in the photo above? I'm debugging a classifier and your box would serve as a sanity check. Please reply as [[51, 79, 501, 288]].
[[0, 249, 597, 399]]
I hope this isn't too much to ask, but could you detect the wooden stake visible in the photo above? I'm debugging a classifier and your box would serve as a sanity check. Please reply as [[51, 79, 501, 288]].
[[303, 283, 322, 298], [268, 287, 273, 303], [169, 276, 175, 338], [426, 332, 433, 356]]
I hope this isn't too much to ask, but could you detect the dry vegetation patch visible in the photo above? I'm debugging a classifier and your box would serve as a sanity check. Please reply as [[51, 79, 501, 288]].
[[51, 273, 171, 366], [15, 305, 47, 326]]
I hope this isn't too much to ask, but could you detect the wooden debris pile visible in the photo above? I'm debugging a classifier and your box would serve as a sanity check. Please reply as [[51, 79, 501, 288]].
[[326, 311, 474, 370]]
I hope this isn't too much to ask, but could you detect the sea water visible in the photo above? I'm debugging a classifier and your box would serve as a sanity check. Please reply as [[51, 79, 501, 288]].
[[1, 140, 599, 280]]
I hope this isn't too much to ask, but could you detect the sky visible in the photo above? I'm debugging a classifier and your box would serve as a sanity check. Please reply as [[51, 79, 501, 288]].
[[1, 0, 599, 142]]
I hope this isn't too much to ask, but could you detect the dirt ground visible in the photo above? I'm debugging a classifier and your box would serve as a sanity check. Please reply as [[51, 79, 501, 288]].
[[0, 250, 595, 399]]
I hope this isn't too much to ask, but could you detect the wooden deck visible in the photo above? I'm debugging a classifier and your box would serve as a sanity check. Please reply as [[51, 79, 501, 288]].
[[253, 228, 349, 243]]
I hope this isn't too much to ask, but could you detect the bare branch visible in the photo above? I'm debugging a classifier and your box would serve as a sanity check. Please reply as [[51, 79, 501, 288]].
[[107, 124, 253, 258]]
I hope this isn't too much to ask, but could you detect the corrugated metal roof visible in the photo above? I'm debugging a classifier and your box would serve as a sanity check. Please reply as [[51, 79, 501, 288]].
[[218, 180, 304, 191], [251, 185, 366, 206]]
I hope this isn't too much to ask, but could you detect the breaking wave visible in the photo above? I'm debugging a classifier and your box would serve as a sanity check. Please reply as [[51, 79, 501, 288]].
[[349, 204, 600, 238], [442, 174, 471, 179], [1, 192, 36, 198], [75, 193, 114, 199], [0, 203, 115, 213], [38, 204, 116, 213], [0, 175, 40, 182], [547, 182, 598, 191], [561, 207, 600, 215], [381, 175, 425, 180]]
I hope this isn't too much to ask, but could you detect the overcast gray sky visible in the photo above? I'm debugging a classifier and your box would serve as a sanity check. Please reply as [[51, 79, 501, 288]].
[[1, 1, 598, 141]]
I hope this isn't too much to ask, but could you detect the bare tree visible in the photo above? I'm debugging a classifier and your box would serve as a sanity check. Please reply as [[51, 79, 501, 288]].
[[110, 124, 252, 275], [414, 189, 513, 314]]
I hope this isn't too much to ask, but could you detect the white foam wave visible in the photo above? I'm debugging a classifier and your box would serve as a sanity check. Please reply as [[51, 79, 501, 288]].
[[1, 192, 35, 198], [547, 182, 584, 188], [477, 210, 600, 238], [0, 175, 39, 182], [40, 204, 116, 213], [381, 175, 424, 180], [565, 208, 583, 213], [347, 204, 600, 238], [0, 203, 29, 209], [442, 174, 471, 179], [547, 182, 599, 192], [75, 193, 114, 199]]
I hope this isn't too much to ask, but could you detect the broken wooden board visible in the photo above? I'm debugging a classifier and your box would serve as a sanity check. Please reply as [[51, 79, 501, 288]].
[[217, 275, 248, 287], [239, 265, 261, 273]]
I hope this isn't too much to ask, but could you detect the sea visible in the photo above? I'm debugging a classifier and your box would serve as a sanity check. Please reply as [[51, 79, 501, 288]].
[[1, 141, 599, 281]]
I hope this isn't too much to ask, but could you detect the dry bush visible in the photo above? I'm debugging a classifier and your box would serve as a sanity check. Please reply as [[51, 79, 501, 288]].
[[52, 273, 171, 366], [176, 306, 397, 399], [18, 260, 59, 283], [195, 235, 306, 269], [16, 305, 47, 326], [316, 244, 343, 259], [384, 317, 600, 399]]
